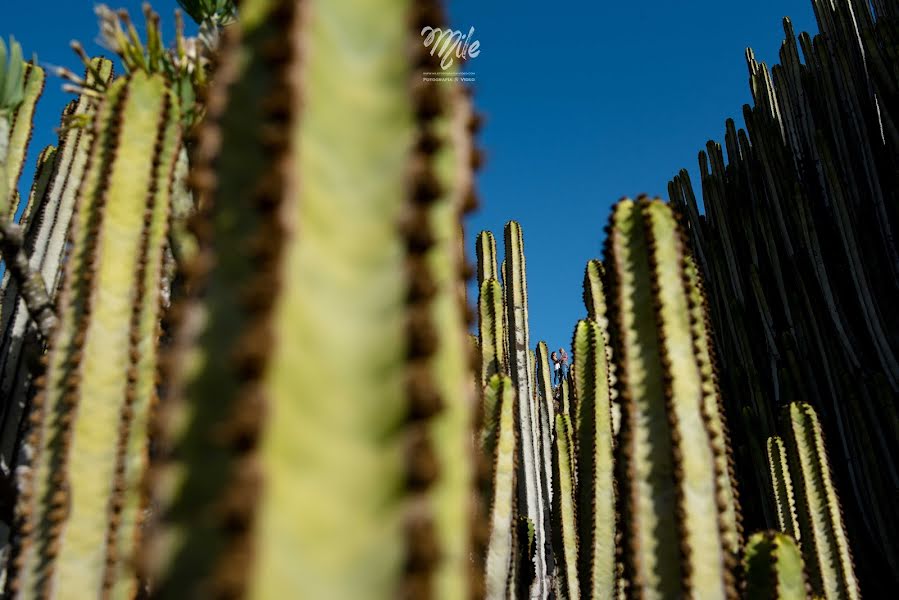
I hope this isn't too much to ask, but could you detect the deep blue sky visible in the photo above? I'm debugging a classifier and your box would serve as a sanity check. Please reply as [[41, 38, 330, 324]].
[[6, 0, 819, 354]]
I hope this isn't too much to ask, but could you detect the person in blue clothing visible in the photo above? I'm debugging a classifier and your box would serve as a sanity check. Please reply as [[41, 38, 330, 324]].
[[559, 348, 569, 381], [551, 351, 562, 386]]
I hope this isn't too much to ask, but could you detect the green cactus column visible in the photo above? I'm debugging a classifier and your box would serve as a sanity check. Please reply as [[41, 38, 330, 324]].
[[767, 436, 800, 543], [572, 318, 616, 599], [11, 71, 181, 599], [503, 220, 549, 597], [744, 531, 807, 600], [481, 374, 518, 600], [606, 197, 738, 599], [0, 59, 114, 468], [782, 402, 859, 600], [3, 61, 44, 219], [551, 414, 579, 600], [146, 0, 477, 598]]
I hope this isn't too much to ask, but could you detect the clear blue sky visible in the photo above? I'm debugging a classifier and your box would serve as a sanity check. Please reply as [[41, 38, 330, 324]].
[[6, 0, 819, 355]]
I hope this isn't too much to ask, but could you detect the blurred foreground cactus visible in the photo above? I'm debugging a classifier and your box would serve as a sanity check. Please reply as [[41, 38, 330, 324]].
[[0, 0, 891, 598]]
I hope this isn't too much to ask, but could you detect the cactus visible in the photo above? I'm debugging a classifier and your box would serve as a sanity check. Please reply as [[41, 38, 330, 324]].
[[0, 1, 891, 598], [501, 221, 549, 597], [670, 1, 899, 587], [744, 531, 807, 600], [10, 71, 181, 599], [767, 436, 800, 543], [481, 374, 518, 600], [781, 402, 859, 600], [571, 319, 615, 599], [550, 414, 578, 600], [3, 61, 44, 219], [606, 197, 738, 599]]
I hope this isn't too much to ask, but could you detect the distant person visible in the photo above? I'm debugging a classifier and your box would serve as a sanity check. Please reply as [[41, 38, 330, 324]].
[[551, 351, 562, 386], [559, 348, 569, 381]]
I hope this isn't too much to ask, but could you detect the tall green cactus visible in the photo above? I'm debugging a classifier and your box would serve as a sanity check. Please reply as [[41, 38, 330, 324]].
[[502, 220, 549, 596], [478, 278, 507, 387], [144, 1, 477, 598], [481, 374, 518, 600], [3, 61, 44, 219], [572, 319, 615, 599], [550, 413, 579, 600], [11, 70, 181, 599], [782, 402, 859, 600], [744, 531, 807, 600], [606, 197, 738, 599]]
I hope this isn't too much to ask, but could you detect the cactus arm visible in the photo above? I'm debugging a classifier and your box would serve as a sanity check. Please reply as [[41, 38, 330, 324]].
[[784, 402, 860, 600], [744, 531, 807, 600], [502, 220, 548, 595], [483, 375, 518, 600], [13, 71, 179, 599], [550, 414, 579, 599], [767, 436, 800, 542], [572, 318, 615, 599], [4, 63, 44, 219]]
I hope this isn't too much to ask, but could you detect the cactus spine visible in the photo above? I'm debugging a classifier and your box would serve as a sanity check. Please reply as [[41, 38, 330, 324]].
[[782, 402, 859, 600], [744, 531, 807, 600]]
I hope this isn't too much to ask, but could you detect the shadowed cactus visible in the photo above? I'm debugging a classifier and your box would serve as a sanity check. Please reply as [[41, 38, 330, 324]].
[[781, 402, 859, 600], [767, 436, 800, 543], [744, 531, 807, 600]]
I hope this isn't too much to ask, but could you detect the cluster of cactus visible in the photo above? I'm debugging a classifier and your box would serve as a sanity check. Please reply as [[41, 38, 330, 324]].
[[0, 0, 889, 598], [473, 203, 862, 599], [668, 0, 899, 593]]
